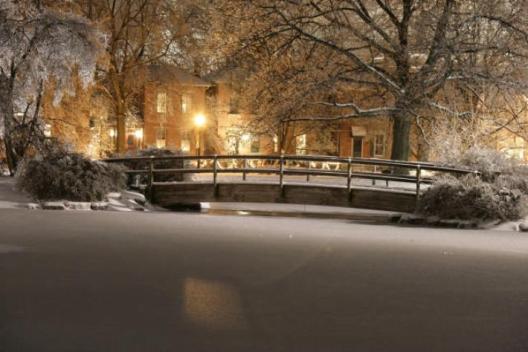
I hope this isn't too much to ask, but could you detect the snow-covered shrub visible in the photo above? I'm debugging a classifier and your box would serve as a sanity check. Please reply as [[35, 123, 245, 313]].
[[417, 174, 526, 221], [418, 147, 528, 221], [440, 147, 517, 182], [120, 148, 188, 185], [16, 147, 126, 201], [495, 173, 528, 195]]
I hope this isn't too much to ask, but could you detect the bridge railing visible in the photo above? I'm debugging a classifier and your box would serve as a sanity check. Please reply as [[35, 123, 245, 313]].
[[105, 154, 478, 197]]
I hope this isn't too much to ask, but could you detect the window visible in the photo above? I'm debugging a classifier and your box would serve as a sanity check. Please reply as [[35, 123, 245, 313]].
[[229, 91, 240, 114], [181, 94, 192, 113], [156, 126, 166, 148], [296, 134, 307, 155], [227, 135, 239, 155], [353, 137, 363, 158], [374, 134, 385, 156], [181, 139, 191, 153], [156, 91, 167, 113], [250, 136, 260, 154], [273, 135, 279, 153], [127, 134, 135, 147]]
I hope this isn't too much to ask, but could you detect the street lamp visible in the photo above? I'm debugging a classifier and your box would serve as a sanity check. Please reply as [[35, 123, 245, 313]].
[[193, 113, 206, 156]]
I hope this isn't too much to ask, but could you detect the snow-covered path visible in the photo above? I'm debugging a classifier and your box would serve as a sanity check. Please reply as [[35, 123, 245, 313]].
[[1, 208, 528, 351], [0, 177, 31, 209]]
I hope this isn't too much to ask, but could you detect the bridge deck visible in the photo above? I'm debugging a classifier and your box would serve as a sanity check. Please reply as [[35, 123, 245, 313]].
[[188, 173, 425, 192]]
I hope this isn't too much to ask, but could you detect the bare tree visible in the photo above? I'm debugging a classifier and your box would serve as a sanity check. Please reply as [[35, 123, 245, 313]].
[[0, 0, 103, 174], [75, 0, 209, 153], [213, 0, 528, 160]]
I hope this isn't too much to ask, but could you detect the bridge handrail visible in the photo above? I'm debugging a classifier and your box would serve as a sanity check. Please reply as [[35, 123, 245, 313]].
[[104, 154, 472, 173], [104, 154, 478, 197]]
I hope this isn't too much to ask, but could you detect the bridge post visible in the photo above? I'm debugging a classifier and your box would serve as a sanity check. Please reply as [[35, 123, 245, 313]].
[[147, 155, 154, 201], [416, 164, 422, 196], [306, 161, 311, 182], [347, 157, 352, 192], [213, 155, 218, 195], [243, 158, 247, 181], [213, 155, 218, 186], [279, 154, 285, 191]]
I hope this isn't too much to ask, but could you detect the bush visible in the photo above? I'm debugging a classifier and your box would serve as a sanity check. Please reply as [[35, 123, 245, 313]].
[[418, 148, 528, 221], [118, 148, 189, 186], [16, 146, 126, 201], [417, 174, 527, 221]]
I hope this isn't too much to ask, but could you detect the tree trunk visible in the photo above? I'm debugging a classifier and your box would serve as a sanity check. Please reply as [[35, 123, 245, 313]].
[[390, 112, 412, 161], [0, 75, 18, 175], [116, 112, 127, 154], [3, 137, 17, 176]]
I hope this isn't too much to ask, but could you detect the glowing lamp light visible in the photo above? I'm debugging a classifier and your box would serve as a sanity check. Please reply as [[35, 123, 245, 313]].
[[134, 128, 143, 139], [194, 113, 206, 128], [108, 128, 116, 138]]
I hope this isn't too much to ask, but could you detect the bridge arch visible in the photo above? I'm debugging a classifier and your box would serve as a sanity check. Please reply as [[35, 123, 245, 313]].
[[106, 155, 475, 213]]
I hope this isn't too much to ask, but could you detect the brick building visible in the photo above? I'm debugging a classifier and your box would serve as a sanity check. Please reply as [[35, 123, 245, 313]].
[[142, 65, 211, 153], [32, 64, 528, 163]]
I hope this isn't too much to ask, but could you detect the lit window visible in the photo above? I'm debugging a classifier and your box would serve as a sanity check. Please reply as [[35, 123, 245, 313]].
[[43, 123, 52, 137], [156, 126, 166, 148], [226, 130, 240, 155], [251, 136, 260, 154], [374, 134, 385, 156], [273, 135, 279, 153], [181, 139, 191, 152], [296, 134, 307, 155], [181, 94, 192, 113], [157, 91, 167, 113]]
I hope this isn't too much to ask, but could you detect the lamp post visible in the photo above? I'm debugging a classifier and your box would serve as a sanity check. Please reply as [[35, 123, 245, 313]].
[[193, 113, 206, 156]]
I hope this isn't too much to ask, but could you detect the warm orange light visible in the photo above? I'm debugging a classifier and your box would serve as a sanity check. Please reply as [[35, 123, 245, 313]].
[[194, 113, 206, 128]]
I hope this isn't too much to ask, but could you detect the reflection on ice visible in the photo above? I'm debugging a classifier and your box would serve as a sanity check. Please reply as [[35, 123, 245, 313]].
[[183, 278, 247, 330]]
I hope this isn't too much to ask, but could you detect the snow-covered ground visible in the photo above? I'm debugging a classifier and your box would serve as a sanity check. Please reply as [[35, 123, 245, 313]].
[[1, 209, 528, 351], [0, 176, 31, 209], [0, 177, 152, 212]]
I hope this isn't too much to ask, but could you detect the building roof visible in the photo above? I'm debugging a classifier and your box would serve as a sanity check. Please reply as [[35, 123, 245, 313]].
[[147, 64, 211, 87], [204, 66, 250, 84]]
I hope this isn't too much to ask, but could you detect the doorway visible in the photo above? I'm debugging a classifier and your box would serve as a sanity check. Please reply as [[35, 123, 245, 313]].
[[352, 137, 363, 158]]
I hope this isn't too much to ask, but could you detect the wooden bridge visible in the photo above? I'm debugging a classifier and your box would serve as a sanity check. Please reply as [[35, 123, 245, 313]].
[[105, 155, 475, 213]]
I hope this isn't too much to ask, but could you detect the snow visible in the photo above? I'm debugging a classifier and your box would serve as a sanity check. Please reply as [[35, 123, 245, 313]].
[[2, 209, 528, 351], [42, 202, 67, 210], [64, 202, 92, 211], [0, 176, 32, 209], [0, 176, 149, 212], [187, 173, 425, 193], [203, 202, 400, 217], [0, 244, 25, 254]]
